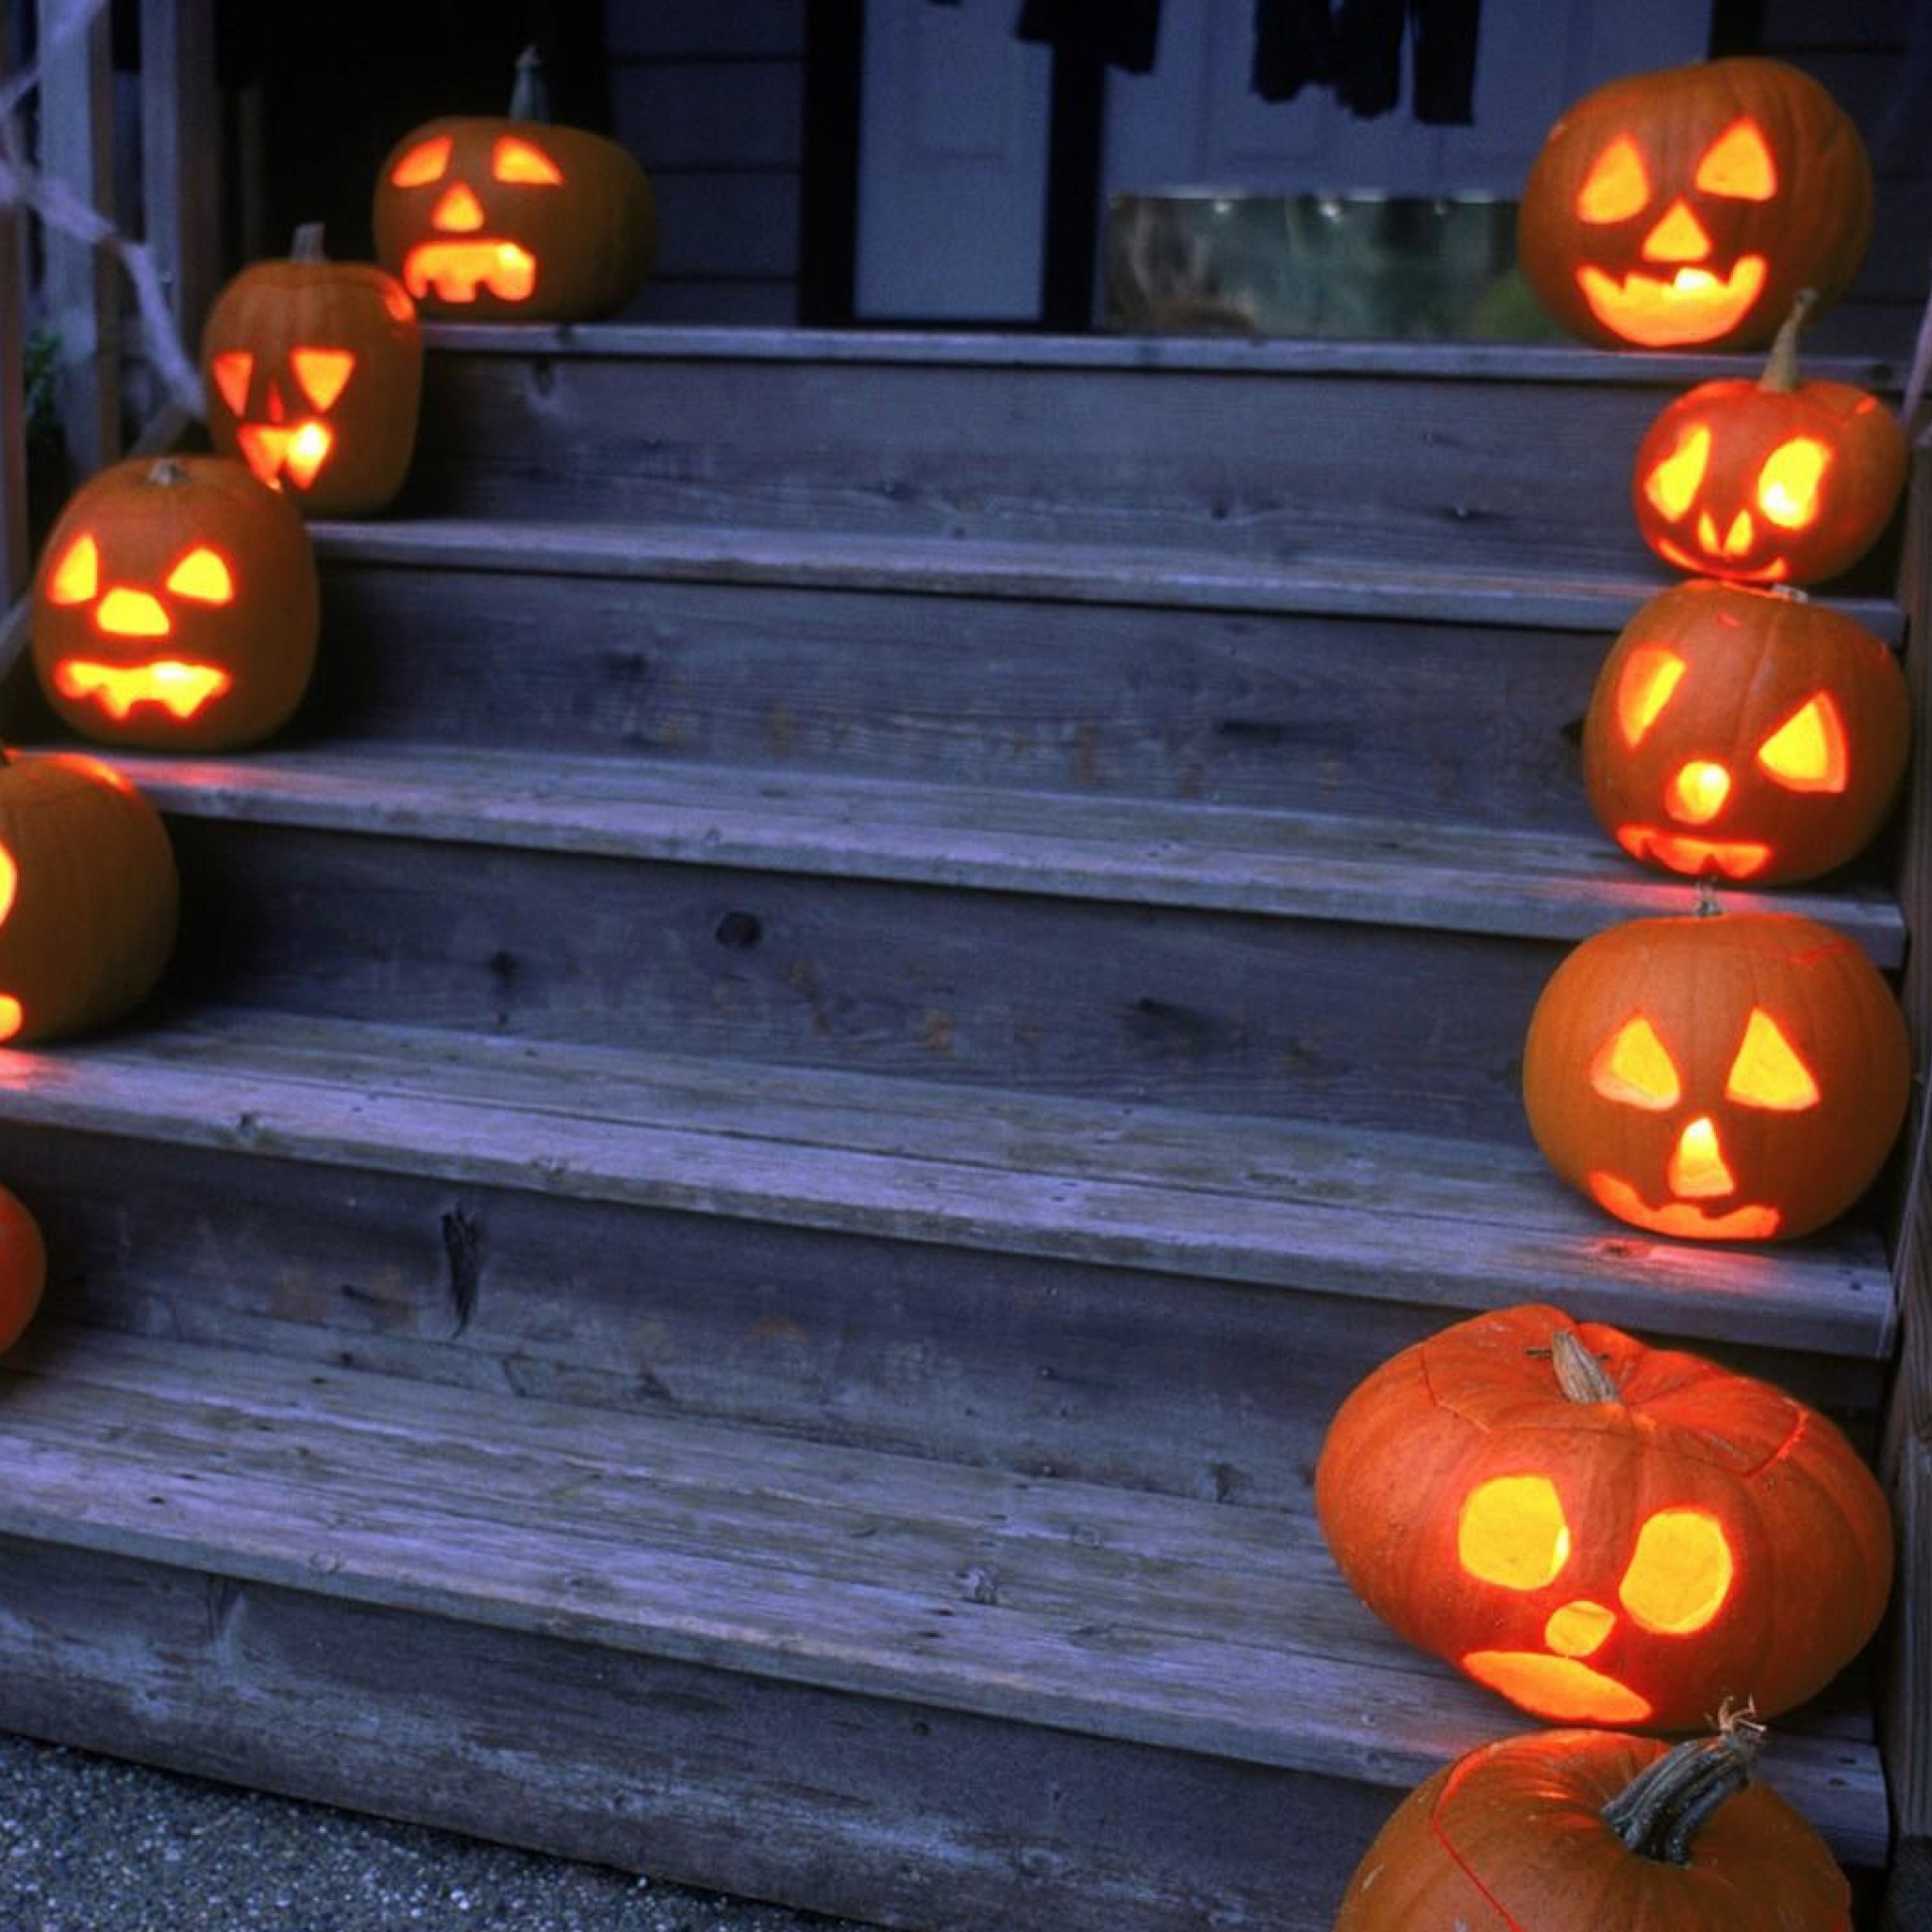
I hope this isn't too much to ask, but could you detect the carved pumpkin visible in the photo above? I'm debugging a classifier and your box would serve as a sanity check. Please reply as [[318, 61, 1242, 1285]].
[[31, 455, 320, 752], [372, 46, 655, 322], [1315, 1304, 1894, 1730], [0, 748, 178, 1044], [0, 1182, 46, 1357], [1333, 1717, 1850, 1932], [1582, 580, 1909, 887], [202, 223, 424, 518], [1518, 58, 1873, 351], [1633, 293, 1907, 585], [1522, 908, 1910, 1242]]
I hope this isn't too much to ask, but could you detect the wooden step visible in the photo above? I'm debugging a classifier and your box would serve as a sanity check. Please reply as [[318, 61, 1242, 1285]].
[[395, 326, 1908, 593], [0, 1325, 1890, 1932], [303, 519, 1904, 827]]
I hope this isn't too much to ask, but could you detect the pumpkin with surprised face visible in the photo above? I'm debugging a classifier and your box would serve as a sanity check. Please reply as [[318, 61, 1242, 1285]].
[[1522, 908, 1909, 1242], [1519, 58, 1872, 351], [373, 46, 655, 322], [1315, 1303, 1894, 1733]]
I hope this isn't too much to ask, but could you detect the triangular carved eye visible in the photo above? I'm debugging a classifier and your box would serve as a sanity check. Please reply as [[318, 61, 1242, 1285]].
[[165, 546, 235, 605], [210, 351, 254, 417], [1591, 1016, 1681, 1109], [1725, 1007, 1821, 1110], [47, 534, 101, 606], [1641, 425, 1710, 525], [391, 136, 452, 188], [1757, 436, 1830, 530], [1693, 119, 1777, 201], [493, 137, 564, 185], [291, 348, 356, 411], [1757, 693, 1848, 794], [1614, 646, 1688, 748], [1458, 1475, 1572, 1590], [1577, 136, 1651, 223], [1619, 1508, 1734, 1633]]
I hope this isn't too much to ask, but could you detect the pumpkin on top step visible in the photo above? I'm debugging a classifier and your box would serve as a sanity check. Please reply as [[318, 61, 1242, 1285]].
[[373, 45, 655, 322], [1332, 1716, 1850, 1932], [31, 454, 320, 753], [0, 1182, 46, 1357], [202, 223, 424, 519], [1315, 1303, 1894, 1733], [1518, 58, 1873, 351]]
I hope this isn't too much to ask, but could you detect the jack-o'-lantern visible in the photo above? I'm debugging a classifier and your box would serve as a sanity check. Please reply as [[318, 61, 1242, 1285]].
[[0, 1182, 45, 1357], [31, 455, 320, 752], [372, 46, 655, 322], [1315, 1303, 1894, 1730], [1522, 908, 1909, 1242], [1518, 58, 1873, 351], [1582, 580, 1908, 886], [1633, 292, 1907, 585], [202, 223, 423, 518], [0, 748, 178, 1044], [1332, 1717, 1852, 1932]]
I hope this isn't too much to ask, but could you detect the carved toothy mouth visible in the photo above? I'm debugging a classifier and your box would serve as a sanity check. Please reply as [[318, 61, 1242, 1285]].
[[1650, 530, 1789, 583], [402, 241, 538, 304], [1587, 1172, 1782, 1241], [1462, 1650, 1652, 1724], [54, 658, 235, 722], [1575, 256, 1769, 346], [1612, 825, 1774, 879], [236, 421, 335, 492]]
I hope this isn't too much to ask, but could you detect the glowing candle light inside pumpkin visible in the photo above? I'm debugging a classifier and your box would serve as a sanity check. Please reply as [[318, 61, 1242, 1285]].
[[0, 845, 20, 1041]]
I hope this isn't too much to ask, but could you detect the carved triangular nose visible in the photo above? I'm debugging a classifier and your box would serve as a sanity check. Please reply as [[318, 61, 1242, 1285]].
[[1641, 198, 1713, 263]]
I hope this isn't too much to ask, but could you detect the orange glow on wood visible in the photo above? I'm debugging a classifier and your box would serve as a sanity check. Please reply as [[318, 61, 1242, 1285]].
[[53, 658, 234, 721], [1590, 1018, 1681, 1109], [1642, 425, 1710, 522], [47, 536, 100, 606], [1457, 1476, 1572, 1591], [290, 348, 357, 410], [1757, 436, 1830, 529], [163, 546, 236, 604], [1757, 694, 1848, 792], [492, 136, 564, 184], [1615, 646, 1687, 747], [402, 240, 538, 304], [1459, 1650, 1652, 1724], [1726, 1008, 1822, 1110], [391, 136, 451, 187], [1667, 759, 1732, 824], [1667, 1115, 1736, 1199], [1619, 1509, 1734, 1632], [1575, 137, 1651, 223], [1693, 119, 1777, 200]]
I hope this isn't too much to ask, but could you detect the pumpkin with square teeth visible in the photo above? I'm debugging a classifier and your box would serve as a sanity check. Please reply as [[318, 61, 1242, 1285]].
[[373, 46, 654, 322], [31, 456, 320, 752]]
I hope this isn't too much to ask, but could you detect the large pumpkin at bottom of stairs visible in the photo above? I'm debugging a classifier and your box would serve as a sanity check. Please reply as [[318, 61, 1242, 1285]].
[[1332, 1719, 1850, 1932], [0, 1183, 45, 1355], [1522, 908, 1910, 1242], [0, 749, 179, 1043], [1314, 1303, 1893, 1732]]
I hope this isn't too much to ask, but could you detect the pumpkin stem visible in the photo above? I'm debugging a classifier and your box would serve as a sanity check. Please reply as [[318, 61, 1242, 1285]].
[[509, 44, 550, 122], [145, 458, 192, 489], [1760, 290, 1819, 394], [290, 222, 328, 263], [1693, 877, 1724, 918], [1602, 1707, 1768, 1865], [1550, 1327, 1621, 1404]]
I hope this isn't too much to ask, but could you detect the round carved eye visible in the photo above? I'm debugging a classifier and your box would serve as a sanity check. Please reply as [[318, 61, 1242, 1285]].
[[1619, 1507, 1735, 1633], [1756, 436, 1831, 530], [1641, 425, 1711, 526], [1591, 1017, 1681, 1110], [1458, 1475, 1573, 1590], [1576, 137, 1651, 223], [1693, 119, 1777, 201]]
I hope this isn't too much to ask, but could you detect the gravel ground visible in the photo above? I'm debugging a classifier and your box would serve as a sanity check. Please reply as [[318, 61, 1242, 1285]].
[[0, 1731, 884, 1932]]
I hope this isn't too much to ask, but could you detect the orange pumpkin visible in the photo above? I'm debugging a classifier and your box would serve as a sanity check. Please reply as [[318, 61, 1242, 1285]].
[[1582, 580, 1909, 887], [1522, 908, 1910, 1241], [1333, 1718, 1850, 1932], [0, 1182, 46, 1356], [1518, 58, 1873, 351], [202, 223, 424, 518], [1633, 293, 1907, 585], [31, 456, 320, 752], [1315, 1303, 1894, 1730], [0, 748, 178, 1044], [373, 46, 655, 322]]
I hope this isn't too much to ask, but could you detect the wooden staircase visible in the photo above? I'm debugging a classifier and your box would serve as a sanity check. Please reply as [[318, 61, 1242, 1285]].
[[0, 326, 1914, 1930]]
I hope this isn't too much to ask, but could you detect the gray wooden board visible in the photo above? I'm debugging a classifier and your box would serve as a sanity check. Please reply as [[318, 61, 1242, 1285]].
[[0, 1009, 1896, 1360], [107, 746, 1909, 962], [0, 1330, 1890, 1872], [393, 334, 1906, 594]]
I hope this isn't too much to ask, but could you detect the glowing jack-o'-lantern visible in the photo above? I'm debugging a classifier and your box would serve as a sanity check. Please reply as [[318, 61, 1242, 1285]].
[[372, 46, 655, 322], [1315, 1303, 1895, 1731], [0, 748, 178, 1045], [31, 456, 320, 752], [0, 1182, 45, 1357], [1582, 580, 1908, 887], [202, 223, 423, 519], [1632, 291, 1907, 585], [1522, 908, 1909, 1242], [1332, 1718, 1853, 1932], [1518, 58, 1873, 350]]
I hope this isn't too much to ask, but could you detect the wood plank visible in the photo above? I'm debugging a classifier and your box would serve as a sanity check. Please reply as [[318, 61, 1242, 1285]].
[[0, 1330, 1890, 1867], [0, 1010, 1896, 1359], [610, 61, 804, 170], [105, 746, 1908, 963]]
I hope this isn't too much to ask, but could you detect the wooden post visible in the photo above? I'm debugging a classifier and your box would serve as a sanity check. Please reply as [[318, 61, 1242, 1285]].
[[35, 0, 121, 478], [140, 0, 219, 358], [1, 10, 32, 607]]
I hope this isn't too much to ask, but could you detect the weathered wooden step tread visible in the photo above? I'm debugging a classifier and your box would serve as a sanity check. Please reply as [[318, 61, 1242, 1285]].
[[0, 1008, 1894, 1358], [98, 745, 1907, 961], [0, 1324, 1886, 1863], [315, 517, 1905, 640]]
